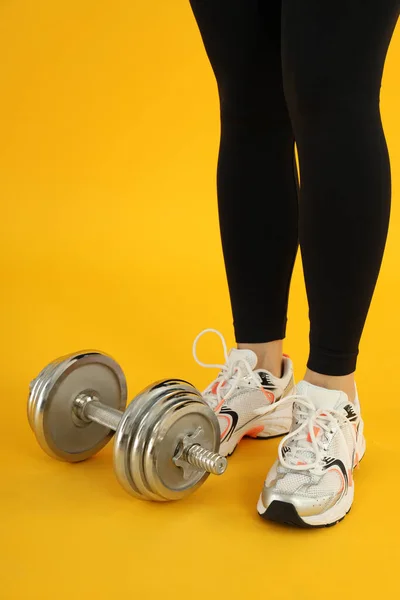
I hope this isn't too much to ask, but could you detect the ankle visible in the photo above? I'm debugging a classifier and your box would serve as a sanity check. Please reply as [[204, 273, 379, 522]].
[[237, 340, 283, 378], [303, 369, 356, 402]]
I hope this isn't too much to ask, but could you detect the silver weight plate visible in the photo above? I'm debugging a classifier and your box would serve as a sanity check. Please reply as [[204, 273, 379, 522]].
[[28, 351, 127, 462], [143, 398, 220, 501], [112, 384, 171, 501], [113, 379, 201, 500], [128, 390, 203, 501]]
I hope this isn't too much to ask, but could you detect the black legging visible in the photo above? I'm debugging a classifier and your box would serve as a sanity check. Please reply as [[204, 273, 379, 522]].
[[189, 0, 399, 376]]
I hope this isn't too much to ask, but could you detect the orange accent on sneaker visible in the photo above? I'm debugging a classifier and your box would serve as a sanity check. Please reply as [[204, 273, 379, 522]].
[[211, 381, 228, 411], [306, 425, 320, 443], [219, 414, 232, 439], [262, 389, 275, 404], [210, 382, 220, 396], [214, 397, 226, 413], [283, 353, 290, 358], [329, 467, 345, 494], [348, 469, 354, 487], [245, 426, 264, 438]]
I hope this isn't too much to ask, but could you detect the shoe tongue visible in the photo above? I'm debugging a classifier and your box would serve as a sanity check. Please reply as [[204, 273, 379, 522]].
[[227, 348, 258, 370], [296, 381, 348, 410]]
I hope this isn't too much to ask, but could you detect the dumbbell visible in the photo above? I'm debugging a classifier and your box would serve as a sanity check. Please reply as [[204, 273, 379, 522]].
[[28, 350, 227, 501]]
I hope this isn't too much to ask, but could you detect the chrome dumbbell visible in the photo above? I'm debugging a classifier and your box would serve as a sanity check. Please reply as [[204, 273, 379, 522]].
[[28, 351, 227, 501]]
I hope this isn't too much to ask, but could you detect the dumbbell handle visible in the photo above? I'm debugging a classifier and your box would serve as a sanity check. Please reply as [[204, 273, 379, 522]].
[[75, 395, 227, 476], [85, 400, 121, 431]]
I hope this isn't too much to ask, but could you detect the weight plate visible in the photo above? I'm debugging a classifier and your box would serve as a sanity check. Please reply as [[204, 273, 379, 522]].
[[28, 351, 127, 462], [112, 386, 165, 501], [129, 390, 203, 501], [143, 397, 220, 501], [113, 379, 201, 501]]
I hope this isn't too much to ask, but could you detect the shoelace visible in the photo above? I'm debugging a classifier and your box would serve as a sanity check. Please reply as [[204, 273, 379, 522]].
[[193, 329, 361, 470], [276, 395, 361, 472], [192, 328, 271, 411]]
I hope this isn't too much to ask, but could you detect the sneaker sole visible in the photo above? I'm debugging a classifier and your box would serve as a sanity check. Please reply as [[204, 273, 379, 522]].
[[259, 500, 352, 528]]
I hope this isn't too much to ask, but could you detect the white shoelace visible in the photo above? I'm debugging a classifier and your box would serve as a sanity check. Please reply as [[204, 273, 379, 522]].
[[193, 329, 361, 471], [276, 395, 361, 472], [192, 328, 269, 410]]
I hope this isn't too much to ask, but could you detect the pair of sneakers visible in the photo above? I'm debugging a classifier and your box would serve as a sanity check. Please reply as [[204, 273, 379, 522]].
[[193, 329, 366, 528]]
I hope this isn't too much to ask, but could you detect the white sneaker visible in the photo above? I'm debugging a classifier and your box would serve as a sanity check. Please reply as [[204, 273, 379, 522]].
[[257, 380, 366, 528], [192, 329, 295, 457]]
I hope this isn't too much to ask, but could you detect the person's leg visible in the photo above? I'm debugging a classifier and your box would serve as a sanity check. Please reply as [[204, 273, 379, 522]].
[[189, 0, 299, 377], [259, 1, 399, 528], [281, 0, 399, 394]]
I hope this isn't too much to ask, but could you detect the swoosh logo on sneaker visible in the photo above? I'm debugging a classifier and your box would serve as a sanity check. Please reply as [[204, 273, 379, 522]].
[[322, 457, 349, 493], [218, 407, 239, 442]]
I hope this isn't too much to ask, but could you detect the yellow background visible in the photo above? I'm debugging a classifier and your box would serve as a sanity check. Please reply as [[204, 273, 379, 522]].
[[1, 1, 399, 598]]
